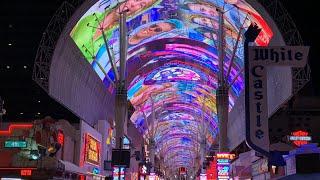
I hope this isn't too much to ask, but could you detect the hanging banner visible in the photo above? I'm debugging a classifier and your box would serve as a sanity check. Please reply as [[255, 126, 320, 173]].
[[246, 46, 309, 155]]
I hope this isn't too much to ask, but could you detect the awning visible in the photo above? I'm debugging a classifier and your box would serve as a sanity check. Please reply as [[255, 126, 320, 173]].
[[60, 160, 86, 175]]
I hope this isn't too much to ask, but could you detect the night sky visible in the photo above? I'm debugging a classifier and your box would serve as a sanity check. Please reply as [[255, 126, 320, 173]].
[[0, 0, 319, 122], [283, 0, 320, 95]]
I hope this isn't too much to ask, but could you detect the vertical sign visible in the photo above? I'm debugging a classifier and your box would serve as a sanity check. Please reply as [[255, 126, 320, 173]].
[[246, 46, 309, 156], [85, 133, 101, 166], [216, 153, 235, 180], [248, 49, 269, 154]]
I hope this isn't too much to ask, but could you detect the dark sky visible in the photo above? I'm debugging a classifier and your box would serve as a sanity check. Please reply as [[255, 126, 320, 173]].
[[282, 0, 320, 94], [0, 0, 79, 122], [0, 0, 319, 122]]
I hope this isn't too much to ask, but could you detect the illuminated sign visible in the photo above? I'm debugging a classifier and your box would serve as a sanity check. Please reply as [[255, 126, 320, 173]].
[[144, 144, 150, 162], [179, 167, 186, 175], [216, 153, 235, 160], [4, 140, 27, 148], [289, 130, 312, 146], [57, 130, 64, 146], [0, 124, 33, 135], [122, 136, 130, 149], [92, 167, 100, 175], [246, 46, 309, 156], [20, 169, 32, 176], [200, 173, 207, 180], [149, 173, 156, 180], [85, 133, 101, 166], [113, 167, 125, 180], [206, 157, 217, 180], [106, 128, 113, 145], [216, 153, 235, 180], [139, 164, 148, 175], [217, 159, 229, 164]]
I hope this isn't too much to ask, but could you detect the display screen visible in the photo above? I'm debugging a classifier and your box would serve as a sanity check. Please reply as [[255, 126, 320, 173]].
[[71, 0, 273, 170]]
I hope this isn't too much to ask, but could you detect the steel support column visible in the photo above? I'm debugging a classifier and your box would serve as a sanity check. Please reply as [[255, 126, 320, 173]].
[[217, 9, 229, 152], [217, 85, 229, 152], [200, 139, 206, 174], [149, 139, 156, 173], [115, 11, 128, 148]]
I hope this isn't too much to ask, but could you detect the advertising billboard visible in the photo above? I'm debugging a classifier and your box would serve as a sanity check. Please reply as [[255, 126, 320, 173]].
[[85, 133, 101, 166]]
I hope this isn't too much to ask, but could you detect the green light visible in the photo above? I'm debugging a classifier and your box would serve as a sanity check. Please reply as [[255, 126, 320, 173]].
[[4, 140, 27, 148]]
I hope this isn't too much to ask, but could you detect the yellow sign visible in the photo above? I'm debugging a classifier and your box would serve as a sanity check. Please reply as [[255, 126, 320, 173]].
[[85, 133, 100, 165]]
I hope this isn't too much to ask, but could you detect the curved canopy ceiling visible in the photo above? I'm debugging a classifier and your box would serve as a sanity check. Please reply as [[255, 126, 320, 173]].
[[70, 0, 273, 171]]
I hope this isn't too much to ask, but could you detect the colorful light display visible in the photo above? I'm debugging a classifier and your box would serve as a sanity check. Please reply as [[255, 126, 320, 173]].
[[289, 130, 312, 147], [216, 153, 235, 180], [85, 133, 101, 166], [113, 167, 125, 180], [71, 0, 272, 170]]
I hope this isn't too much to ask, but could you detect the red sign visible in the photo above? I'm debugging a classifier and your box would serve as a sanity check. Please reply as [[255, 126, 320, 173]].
[[85, 133, 101, 166], [179, 167, 186, 175], [290, 130, 311, 146], [57, 130, 64, 145], [206, 156, 217, 180], [0, 124, 33, 136], [20, 169, 32, 176]]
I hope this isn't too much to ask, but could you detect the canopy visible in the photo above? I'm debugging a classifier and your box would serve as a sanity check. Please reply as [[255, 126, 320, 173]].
[[70, 0, 273, 171]]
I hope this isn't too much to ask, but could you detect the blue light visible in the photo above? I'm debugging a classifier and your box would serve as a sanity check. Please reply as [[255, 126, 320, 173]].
[[93, 167, 100, 175]]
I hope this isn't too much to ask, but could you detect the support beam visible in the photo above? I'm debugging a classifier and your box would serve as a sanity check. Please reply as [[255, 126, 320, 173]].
[[216, 9, 229, 153], [115, 11, 128, 148]]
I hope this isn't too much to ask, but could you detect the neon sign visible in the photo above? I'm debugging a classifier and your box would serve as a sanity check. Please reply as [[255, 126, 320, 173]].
[[289, 130, 312, 146], [57, 130, 64, 146], [216, 153, 235, 160], [20, 169, 32, 176], [0, 124, 33, 135], [85, 133, 101, 166], [93, 167, 100, 175], [113, 167, 125, 180], [216, 153, 235, 180]]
